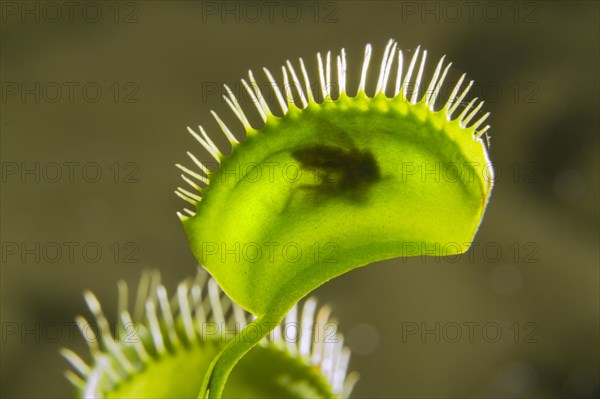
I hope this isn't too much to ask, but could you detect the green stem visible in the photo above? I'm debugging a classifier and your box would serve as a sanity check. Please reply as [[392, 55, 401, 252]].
[[198, 311, 287, 399]]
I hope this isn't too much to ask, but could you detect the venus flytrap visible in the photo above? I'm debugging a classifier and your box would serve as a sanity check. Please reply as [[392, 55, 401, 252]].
[[176, 39, 493, 398], [63, 268, 358, 398], [63, 38, 494, 398]]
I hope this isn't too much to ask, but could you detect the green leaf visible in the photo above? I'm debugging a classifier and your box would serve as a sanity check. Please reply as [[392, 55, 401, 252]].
[[177, 39, 494, 397], [107, 343, 336, 399]]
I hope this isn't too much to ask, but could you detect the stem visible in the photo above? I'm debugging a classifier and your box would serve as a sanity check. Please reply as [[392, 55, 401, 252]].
[[198, 311, 286, 399]]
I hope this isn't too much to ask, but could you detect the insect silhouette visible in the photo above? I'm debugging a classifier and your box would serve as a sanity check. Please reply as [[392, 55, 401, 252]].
[[292, 145, 380, 190], [280, 143, 382, 211]]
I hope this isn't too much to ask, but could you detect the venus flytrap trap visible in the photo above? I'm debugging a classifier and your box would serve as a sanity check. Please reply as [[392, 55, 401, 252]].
[[62, 268, 358, 398], [176, 39, 493, 398]]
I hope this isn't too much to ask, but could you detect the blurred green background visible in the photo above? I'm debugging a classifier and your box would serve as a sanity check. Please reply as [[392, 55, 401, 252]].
[[1, 1, 598, 398]]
